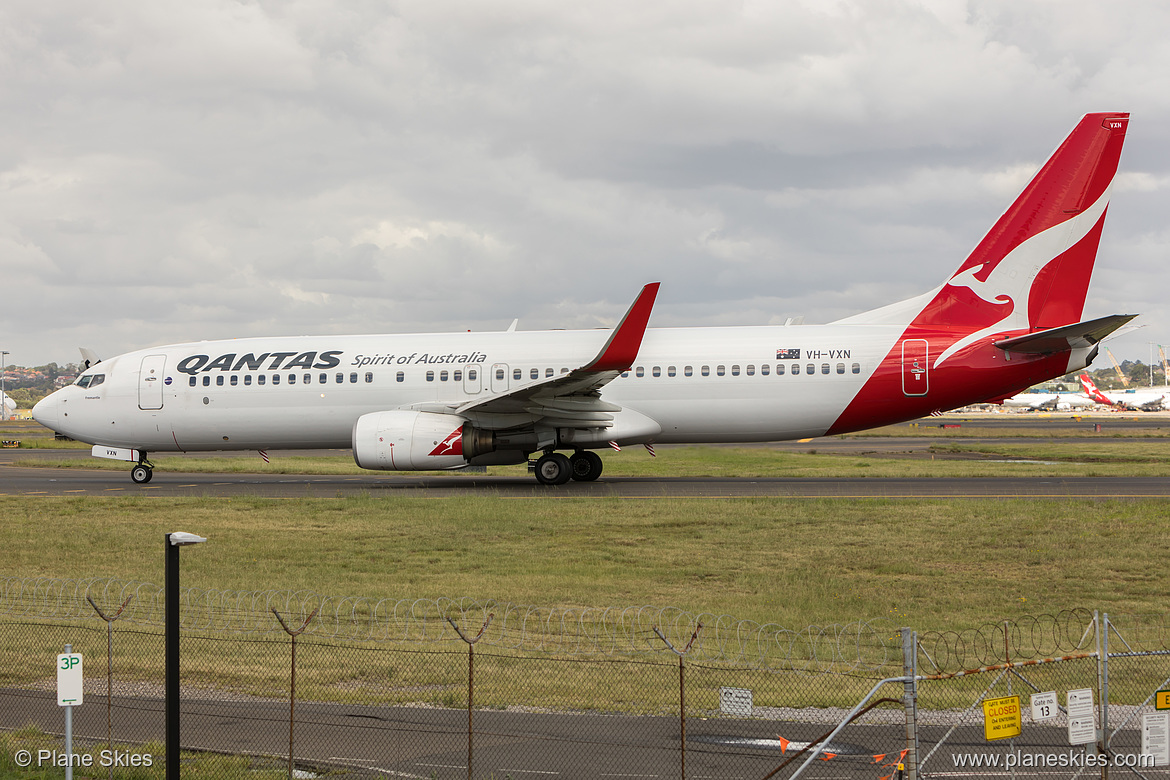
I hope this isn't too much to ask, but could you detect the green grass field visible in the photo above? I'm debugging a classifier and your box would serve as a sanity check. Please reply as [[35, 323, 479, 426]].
[[2, 494, 1167, 631]]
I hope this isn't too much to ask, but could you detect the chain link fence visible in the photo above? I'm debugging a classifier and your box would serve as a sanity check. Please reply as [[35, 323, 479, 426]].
[[2, 578, 1169, 779]]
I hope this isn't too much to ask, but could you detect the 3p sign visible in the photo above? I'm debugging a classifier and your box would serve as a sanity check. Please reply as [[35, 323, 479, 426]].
[[57, 653, 83, 706]]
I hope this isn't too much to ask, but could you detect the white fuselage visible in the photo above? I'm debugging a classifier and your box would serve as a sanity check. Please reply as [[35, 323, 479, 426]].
[[34, 322, 899, 453]]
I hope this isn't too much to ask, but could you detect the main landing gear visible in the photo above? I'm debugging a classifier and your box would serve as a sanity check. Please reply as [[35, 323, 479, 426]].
[[130, 455, 154, 484], [533, 450, 604, 485]]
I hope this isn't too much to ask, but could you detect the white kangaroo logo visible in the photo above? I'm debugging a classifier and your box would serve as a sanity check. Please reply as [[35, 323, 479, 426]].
[[933, 183, 1113, 368]]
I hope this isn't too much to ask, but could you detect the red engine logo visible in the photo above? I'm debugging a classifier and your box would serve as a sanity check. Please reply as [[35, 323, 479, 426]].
[[429, 428, 463, 456]]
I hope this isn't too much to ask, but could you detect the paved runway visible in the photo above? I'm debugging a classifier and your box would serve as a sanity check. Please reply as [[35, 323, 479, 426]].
[[2, 463, 1170, 498], [3, 414, 1169, 498]]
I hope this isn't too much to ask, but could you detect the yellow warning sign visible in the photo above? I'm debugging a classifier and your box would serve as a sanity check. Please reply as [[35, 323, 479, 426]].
[[1156, 690, 1170, 711], [983, 695, 1022, 741]]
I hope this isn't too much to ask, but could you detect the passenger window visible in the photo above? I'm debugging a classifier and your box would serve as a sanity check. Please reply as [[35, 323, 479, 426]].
[[426, 371, 435, 382], [836, 363, 845, 374], [652, 366, 661, 377], [852, 363, 861, 374], [667, 366, 676, 377], [230, 375, 238, 386], [319, 373, 327, 384], [701, 366, 710, 377], [513, 368, 521, 380], [349, 373, 358, 383], [454, 370, 462, 381], [203, 376, 211, 386], [272, 374, 280, 385], [288, 374, 296, 385], [635, 367, 645, 378], [469, 369, 478, 381], [365, 372, 373, 383], [531, 368, 539, 379], [746, 365, 755, 376], [821, 363, 830, 374], [496, 368, 505, 380], [717, 365, 726, 376], [396, 371, 405, 382], [257, 374, 266, 386], [545, 368, 554, 377], [684, 366, 693, 377], [304, 373, 312, 384], [336, 373, 343, 384], [621, 371, 629, 378], [440, 370, 448, 382], [731, 365, 740, 376], [561, 368, 568, 374], [807, 363, 815, 375], [775, 364, 784, 375], [216, 376, 224, 386], [244, 375, 252, 386], [761, 364, 769, 376], [188, 377, 197, 387], [792, 364, 800, 375]]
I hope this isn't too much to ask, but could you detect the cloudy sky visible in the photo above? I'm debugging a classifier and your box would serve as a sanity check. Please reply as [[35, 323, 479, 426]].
[[3, 0, 1169, 369]]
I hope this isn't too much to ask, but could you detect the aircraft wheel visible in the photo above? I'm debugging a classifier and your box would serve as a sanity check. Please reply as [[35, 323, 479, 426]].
[[131, 465, 153, 484], [570, 451, 603, 481], [534, 453, 572, 485]]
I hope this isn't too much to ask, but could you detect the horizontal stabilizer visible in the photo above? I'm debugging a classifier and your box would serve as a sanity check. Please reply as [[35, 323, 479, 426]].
[[993, 314, 1137, 355]]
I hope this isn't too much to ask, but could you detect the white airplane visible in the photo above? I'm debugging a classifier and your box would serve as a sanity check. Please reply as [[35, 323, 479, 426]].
[[33, 113, 1136, 485], [1078, 374, 1168, 411], [1, 391, 15, 420], [1001, 387, 1095, 411]]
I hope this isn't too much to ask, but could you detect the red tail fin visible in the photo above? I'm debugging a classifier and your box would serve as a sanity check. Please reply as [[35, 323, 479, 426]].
[[915, 113, 1129, 367], [1078, 373, 1113, 405]]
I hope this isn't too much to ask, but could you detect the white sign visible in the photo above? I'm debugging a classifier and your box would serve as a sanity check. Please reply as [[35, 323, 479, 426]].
[[1067, 688, 1095, 745], [1031, 691, 1058, 721], [719, 687, 752, 717], [57, 653, 83, 706], [1143, 712, 1170, 767]]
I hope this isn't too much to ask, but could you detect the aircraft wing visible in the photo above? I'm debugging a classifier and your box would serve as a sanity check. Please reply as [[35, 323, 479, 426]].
[[413, 283, 660, 429], [993, 314, 1137, 355]]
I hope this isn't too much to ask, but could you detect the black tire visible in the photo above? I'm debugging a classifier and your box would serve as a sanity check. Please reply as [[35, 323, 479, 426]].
[[570, 451, 603, 481], [131, 465, 152, 484], [534, 452, 572, 485]]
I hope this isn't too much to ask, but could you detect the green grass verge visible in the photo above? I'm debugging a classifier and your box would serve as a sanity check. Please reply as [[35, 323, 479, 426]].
[[2, 495, 1167, 629]]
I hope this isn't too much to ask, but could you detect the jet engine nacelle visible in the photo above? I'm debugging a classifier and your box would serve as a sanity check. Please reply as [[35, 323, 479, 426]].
[[352, 410, 495, 471]]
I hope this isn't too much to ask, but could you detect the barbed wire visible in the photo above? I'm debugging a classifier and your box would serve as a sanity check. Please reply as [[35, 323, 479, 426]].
[[0, 576, 902, 672], [915, 609, 1098, 673]]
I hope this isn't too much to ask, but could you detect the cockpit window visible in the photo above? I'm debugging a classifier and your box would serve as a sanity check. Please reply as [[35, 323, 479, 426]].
[[75, 374, 105, 389]]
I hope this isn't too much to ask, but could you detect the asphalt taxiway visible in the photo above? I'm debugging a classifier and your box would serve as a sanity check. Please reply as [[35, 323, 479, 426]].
[[2, 414, 1168, 498]]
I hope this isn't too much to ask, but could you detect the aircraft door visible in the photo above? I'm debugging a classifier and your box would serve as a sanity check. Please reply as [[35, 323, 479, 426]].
[[491, 363, 509, 393], [463, 364, 481, 395], [139, 354, 167, 410], [901, 339, 929, 397]]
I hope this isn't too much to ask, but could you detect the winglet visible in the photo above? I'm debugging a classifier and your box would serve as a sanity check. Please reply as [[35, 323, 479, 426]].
[[583, 283, 660, 372]]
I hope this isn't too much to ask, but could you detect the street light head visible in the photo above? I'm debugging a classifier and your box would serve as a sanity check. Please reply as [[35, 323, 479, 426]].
[[168, 532, 207, 546]]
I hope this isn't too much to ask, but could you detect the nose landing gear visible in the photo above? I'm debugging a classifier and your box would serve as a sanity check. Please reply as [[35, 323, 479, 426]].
[[130, 455, 154, 484]]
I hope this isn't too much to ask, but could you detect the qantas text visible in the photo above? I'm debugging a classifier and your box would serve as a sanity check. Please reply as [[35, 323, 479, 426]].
[[176, 351, 344, 375]]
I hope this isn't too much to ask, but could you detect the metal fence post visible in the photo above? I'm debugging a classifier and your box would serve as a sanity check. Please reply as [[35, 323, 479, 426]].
[[901, 627, 918, 780], [654, 622, 702, 780], [447, 613, 493, 780], [86, 594, 132, 780], [272, 606, 320, 780], [1101, 612, 1110, 780]]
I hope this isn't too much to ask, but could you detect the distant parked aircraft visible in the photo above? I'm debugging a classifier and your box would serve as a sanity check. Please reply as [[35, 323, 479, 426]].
[[1078, 374, 1168, 411], [33, 113, 1136, 484]]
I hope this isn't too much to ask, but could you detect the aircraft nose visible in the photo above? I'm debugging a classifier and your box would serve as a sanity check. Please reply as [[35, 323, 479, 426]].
[[32, 394, 58, 430]]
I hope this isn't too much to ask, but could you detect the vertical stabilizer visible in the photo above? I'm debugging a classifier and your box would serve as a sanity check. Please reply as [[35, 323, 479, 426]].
[[917, 113, 1129, 367]]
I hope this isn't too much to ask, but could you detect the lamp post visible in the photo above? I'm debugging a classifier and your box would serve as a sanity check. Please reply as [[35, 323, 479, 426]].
[[1, 351, 8, 420], [166, 532, 207, 780]]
